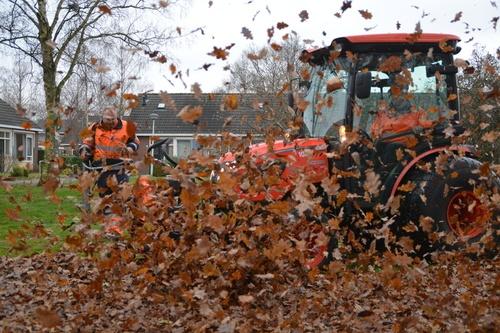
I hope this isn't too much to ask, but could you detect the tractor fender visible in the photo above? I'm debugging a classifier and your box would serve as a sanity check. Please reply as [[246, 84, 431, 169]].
[[388, 145, 475, 201]]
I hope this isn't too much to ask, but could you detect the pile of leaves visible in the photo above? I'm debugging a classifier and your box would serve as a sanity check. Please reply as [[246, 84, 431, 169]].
[[1, 149, 499, 332], [0, 246, 498, 331]]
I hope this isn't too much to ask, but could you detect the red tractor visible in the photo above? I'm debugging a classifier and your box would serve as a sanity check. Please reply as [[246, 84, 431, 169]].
[[147, 33, 497, 267], [215, 33, 498, 266]]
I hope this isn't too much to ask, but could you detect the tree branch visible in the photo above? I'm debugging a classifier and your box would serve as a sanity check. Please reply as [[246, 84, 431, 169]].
[[49, 0, 65, 33], [53, 1, 102, 68]]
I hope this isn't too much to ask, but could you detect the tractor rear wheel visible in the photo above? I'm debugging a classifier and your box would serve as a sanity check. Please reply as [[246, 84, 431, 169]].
[[396, 157, 498, 256]]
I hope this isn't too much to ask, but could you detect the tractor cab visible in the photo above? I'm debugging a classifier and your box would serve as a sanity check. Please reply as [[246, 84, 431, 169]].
[[300, 33, 462, 146]]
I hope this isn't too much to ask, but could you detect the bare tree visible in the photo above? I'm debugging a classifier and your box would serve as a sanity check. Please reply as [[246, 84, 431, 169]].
[[223, 34, 305, 131], [458, 46, 500, 163], [0, 0, 185, 161], [225, 34, 305, 95], [0, 52, 45, 119]]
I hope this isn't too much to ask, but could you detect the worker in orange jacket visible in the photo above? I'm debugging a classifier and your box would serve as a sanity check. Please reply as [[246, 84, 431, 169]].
[[79, 107, 140, 196]]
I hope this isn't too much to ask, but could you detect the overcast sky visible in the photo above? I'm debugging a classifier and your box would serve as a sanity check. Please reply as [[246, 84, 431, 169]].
[[150, 0, 499, 93]]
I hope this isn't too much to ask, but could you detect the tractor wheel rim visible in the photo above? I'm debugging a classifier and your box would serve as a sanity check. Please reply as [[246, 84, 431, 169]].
[[446, 190, 489, 239]]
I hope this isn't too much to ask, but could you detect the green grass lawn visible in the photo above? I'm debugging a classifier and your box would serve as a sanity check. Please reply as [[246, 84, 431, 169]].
[[0, 185, 81, 256]]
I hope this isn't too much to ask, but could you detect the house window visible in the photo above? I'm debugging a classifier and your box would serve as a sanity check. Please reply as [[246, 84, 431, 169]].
[[26, 136, 33, 161], [13, 133, 34, 161], [15, 133, 24, 160], [177, 139, 192, 158], [0, 131, 12, 173]]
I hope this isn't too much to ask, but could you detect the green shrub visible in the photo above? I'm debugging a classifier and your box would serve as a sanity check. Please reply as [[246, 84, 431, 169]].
[[62, 155, 82, 168], [10, 165, 29, 177]]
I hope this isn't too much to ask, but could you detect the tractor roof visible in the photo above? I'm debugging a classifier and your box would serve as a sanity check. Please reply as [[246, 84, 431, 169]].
[[340, 33, 460, 44], [301, 33, 461, 64]]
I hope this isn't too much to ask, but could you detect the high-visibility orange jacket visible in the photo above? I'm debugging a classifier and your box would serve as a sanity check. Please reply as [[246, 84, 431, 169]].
[[80, 119, 140, 162], [371, 109, 433, 145]]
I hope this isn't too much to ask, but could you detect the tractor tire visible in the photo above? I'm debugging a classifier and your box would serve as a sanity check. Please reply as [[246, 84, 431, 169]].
[[396, 157, 499, 257]]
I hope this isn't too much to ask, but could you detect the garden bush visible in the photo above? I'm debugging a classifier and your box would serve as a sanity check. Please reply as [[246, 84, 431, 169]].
[[10, 165, 29, 177]]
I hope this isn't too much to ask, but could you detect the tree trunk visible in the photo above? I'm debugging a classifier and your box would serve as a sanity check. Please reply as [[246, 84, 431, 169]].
[[38, 0, 60, 163]]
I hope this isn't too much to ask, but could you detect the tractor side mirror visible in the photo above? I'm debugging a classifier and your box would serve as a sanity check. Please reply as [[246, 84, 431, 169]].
[[355, 71, 372, 99]]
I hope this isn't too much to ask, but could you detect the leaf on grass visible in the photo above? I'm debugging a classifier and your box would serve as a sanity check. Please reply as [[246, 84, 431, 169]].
[[35, 307, 62, 328], [238, 294, 255, 304], [5, 208, 21, 221]]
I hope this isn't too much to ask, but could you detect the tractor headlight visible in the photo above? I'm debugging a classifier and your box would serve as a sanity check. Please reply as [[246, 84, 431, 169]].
[[339, 125, 347, 143]]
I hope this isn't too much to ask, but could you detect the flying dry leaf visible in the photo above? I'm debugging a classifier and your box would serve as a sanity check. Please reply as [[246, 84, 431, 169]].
[[359, 10, 373, 19], [277, 22, 289, 29], [270, 43, 282, 51], [439, 39, 455, 53], [224, 94, 239, 110], [95, 65, 111, 73], [159, 91, 177, 111], [341, 1, 352, 13], [21, 121, 32, 130], [378, 56, 402, 72], [451, 11, 463, 23], [191, 83, 202, 99], [45, 40, 58, 49], [177, 105, 203, 123], [170, 63, 177, 74], [492, 16, 499, 30], [326, 78, 343, 92], [479, 104, 495, 112], [299, 10, 309, 22], [241, 27, 253, 40], [208, 46, 229, 60], [419, 216, 434, 233], [481, 131, 498, 143], [98, 4, 112, 15], [79, 127, 93, 139]]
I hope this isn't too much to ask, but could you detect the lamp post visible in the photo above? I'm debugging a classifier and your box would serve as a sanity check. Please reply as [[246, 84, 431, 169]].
[[149, 112, 159, 176]]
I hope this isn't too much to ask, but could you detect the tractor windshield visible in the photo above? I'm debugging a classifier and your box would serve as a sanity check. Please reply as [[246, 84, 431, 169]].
[[302, 49, 456, 139], [353, 52, 455, 138], [302, 58, 351, 137]]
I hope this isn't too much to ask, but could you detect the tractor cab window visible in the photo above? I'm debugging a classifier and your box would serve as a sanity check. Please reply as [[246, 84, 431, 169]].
[[353, 52, 453, 139], [303, 60, 350, 137]]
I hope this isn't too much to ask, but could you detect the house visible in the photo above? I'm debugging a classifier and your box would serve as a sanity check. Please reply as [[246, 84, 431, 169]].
[[0, 98, 43, 173], [128, 93, 286, 173]]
